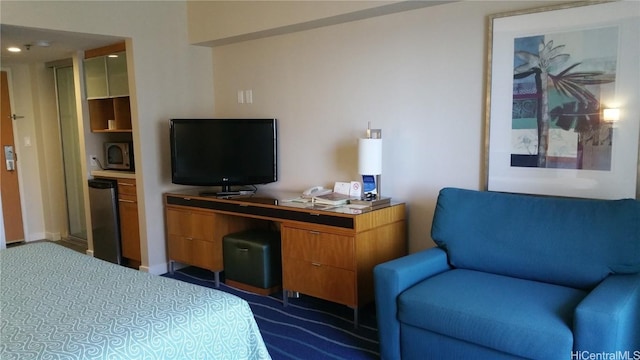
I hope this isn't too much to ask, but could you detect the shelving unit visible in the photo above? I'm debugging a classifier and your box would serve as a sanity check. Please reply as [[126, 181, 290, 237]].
[[85, 42, 139, 270], [84, 42, 131, 132]]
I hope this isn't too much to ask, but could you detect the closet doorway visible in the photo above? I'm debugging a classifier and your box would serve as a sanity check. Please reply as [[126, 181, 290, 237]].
[[54, 64, 87, 242]]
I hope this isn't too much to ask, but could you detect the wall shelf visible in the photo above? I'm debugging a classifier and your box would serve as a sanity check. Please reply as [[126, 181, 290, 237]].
[[88, 96, 131, 132]]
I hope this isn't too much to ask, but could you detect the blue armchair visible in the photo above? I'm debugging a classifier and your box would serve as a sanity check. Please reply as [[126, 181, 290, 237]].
[[375, 188, 640, 359]]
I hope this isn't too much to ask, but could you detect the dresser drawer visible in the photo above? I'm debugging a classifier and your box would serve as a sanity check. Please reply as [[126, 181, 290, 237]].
[[281, 226, 354, 270], [167, 234, 221, 271], [283, 257, 356, 305], [166, 207, 216, 242], [117, 179, 136, 196], [117, 193, 137, 204]]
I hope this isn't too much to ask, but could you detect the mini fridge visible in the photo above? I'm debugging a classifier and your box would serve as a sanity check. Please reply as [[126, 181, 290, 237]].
[[88, 178, 122, 264]]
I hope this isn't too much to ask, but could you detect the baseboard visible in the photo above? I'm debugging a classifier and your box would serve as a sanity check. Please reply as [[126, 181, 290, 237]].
[[27, 232, 46, 241], [141, 262, 169, 275], [45, 232, 61, 241]]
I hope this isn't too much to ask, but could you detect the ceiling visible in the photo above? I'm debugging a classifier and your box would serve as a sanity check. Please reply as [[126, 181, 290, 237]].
[[1, 24, 124, 66]]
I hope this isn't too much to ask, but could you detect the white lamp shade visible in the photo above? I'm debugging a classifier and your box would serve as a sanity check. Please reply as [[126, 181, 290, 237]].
[[358, 138, 382, 175], [603, 108, 620, 122]]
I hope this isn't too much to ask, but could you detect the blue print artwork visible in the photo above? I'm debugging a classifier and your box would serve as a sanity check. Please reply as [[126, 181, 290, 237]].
[[511, 27, 618, 170]]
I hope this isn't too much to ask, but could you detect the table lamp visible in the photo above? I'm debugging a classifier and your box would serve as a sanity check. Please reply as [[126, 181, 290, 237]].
[[358, 123, 383, 203], [603, 107, 620, 123]]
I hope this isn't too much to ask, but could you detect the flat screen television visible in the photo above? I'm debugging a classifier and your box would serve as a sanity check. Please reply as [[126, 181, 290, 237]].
[[170, 118, 277, 194]]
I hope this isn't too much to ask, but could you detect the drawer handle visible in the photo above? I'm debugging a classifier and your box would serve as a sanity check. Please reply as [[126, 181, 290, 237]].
[[237, 248, 249, 252], [118, 199, 135, 203], [186, 237, 193, 241], [311, 262, 321, 267], [308, 231, 320, 235], [308, 213, 320, 216], [119, 183, 135, 187]]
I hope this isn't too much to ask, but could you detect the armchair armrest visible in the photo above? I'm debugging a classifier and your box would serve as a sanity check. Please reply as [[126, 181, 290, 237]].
[[374, 247, 451, 360], [574, 273, 640, 353]]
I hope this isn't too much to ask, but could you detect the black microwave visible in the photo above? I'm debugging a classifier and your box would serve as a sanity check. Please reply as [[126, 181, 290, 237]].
[[105, 142, 134, 171]]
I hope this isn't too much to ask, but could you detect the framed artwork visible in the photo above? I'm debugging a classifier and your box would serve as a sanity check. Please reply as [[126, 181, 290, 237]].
[[485, 1, 640, 199]]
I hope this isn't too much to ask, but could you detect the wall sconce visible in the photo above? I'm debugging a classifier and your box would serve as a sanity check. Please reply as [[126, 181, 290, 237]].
[[603, 108, 620, 123], [358, 123, 383, 200]]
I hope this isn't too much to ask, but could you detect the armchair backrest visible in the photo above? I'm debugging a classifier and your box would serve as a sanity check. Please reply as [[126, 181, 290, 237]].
[[431, 187, 640, 290]]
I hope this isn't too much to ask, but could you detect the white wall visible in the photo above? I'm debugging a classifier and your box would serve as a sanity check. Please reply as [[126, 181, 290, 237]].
[[208, 1, 562, 252], [4, 64, 47, 241], [33, 63, 66, 241], [1, 0, 592, 267], [1, 62, 67, 243], [1, 1, 214, 274]]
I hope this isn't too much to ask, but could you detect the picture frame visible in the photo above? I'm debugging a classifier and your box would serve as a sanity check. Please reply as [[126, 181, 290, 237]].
[[484, 1, 640, 199]]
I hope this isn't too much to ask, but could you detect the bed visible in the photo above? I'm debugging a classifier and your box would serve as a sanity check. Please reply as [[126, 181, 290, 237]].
[[0, 242, 271, 359]]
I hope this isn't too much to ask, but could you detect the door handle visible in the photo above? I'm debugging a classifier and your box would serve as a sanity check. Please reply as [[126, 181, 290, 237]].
[[4, 145, 16, 171], [10, 114, 25, 120]]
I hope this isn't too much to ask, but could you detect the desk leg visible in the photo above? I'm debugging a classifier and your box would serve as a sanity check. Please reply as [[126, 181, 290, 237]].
[[282, 290, 300, 307], [169, 260, 175, 275], [353, 307, 359, 328], [283, 289, 290, 307], [213, 271, 220, 288]]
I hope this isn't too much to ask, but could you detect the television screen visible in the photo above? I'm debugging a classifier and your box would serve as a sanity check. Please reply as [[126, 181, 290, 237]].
[[170, 118, 277, 191]]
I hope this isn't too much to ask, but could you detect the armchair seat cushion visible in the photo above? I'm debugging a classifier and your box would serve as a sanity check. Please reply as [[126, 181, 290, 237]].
[[398, 269, 588, 359]]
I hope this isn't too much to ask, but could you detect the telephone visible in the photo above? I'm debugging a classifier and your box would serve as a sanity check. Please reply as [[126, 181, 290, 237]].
[[302, 186, 332, 197]]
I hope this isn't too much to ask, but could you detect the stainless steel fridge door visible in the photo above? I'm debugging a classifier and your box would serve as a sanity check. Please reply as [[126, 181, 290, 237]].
[[88, 179, 122, 264]]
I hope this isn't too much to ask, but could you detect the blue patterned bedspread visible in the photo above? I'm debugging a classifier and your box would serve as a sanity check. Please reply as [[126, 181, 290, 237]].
[[0, 242, 271, 359]]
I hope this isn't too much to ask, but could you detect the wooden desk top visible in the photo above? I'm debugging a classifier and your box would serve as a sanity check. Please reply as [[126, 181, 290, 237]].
[[164, 189, 405, 232]]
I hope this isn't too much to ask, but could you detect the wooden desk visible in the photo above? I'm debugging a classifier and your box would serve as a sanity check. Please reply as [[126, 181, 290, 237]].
[[164, 190, 406, 325]]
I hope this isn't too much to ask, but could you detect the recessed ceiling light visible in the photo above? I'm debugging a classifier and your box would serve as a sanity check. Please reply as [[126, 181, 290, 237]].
[[108, 54, 119, 58], [7, 47, 21, 53]]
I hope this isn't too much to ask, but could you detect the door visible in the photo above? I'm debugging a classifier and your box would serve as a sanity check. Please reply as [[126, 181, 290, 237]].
[[55, 66, 87, 240], [1, 71, 25, 243]]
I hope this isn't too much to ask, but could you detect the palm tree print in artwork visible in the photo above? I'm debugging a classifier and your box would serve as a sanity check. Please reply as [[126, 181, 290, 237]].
[[511, 28, 617, 170]]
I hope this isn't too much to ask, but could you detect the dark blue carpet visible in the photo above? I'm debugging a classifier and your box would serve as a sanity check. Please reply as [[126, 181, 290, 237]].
[[162, 267, 379, 360]]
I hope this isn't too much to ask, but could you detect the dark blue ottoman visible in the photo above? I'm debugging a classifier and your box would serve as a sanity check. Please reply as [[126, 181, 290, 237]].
[[223, 229, 281, 295]]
